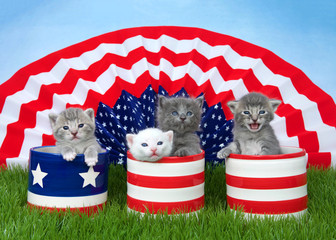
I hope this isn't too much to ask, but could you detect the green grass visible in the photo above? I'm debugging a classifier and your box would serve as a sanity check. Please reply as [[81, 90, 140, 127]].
[[1, 165, 336, 239]]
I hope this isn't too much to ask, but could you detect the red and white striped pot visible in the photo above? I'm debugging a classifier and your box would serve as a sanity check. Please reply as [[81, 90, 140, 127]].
[[127, 151, 205, 215], [226, 147, 308, 218]]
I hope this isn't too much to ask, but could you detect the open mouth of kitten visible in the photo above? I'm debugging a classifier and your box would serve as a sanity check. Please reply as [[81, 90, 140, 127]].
[[249, 123, 260, 131]]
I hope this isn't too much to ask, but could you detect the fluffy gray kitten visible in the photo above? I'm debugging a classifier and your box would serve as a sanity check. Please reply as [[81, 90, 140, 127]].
[[49, 108, 102, 166], [157, 96, 203, 157], [217, 92, 282, 159]]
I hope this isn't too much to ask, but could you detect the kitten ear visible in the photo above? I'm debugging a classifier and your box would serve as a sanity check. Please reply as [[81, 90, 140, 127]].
[[158, 95, 168, 108], [196, 96, 204, 108], [126, 134, 135, 148], [165, 130, 174, 144], [269, 99, 282, 113], [48, 113, 58, 128], [227, 101, 239, 114], [84, 108, 95, 122]]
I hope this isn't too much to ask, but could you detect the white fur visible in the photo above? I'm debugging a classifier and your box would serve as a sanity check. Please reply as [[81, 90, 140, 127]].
[[126, 128, 173, 162]]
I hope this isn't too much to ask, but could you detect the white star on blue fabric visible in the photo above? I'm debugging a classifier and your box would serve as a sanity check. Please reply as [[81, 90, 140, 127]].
[[79, 166, 100, 188], [31, 163, 48, 188]]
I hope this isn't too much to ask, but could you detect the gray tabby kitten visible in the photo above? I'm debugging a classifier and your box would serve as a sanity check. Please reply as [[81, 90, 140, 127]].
[[49, 108, 102, 166], [157, 96, 203, 157], [217, 92, 281, 159]]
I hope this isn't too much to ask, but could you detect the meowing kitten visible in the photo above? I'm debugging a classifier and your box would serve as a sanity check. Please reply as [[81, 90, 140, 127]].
[[49, 107, 102, 166], [157, 95, 203, 157], [217, 92, 282, 159], [126, 128, 174, 162]]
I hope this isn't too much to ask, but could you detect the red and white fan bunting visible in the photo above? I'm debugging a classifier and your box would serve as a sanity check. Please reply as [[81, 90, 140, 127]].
[[0, 26, 335, 168]]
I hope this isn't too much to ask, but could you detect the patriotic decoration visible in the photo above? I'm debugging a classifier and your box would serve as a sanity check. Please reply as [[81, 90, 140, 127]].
[[94, 85, 233, 165], [226, 147, 307, 218], [127, 151, 205, 214], [27, 146, 109, 214], [0, 26, 335, 168]]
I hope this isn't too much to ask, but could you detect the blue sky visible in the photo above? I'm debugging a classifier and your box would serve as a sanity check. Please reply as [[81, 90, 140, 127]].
[[0, 0, 335, 100]]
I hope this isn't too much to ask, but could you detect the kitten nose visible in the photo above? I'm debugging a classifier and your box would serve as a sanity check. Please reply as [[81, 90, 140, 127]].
[[180, 114, 186, 121], [252, 115, 258, 121], [71, 131, 78, 136], [151, 147, 157, 153]]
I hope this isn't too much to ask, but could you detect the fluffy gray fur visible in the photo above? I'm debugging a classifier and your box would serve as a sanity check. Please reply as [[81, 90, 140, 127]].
[[49, 107, 102, 166], [157, 96, 203, 157], [217, 92, 282, 159]]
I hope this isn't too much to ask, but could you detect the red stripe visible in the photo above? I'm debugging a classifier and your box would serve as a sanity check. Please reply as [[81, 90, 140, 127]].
[[307, 152, 331, 169], [277, 104, 320, 153], [127, 151, 204, 163], [27, 202, 105, 216], [226, 173, 307, 189], [127, 195, 204, 214], [127, 172, 204, 189], [227, 195, 308, 214]]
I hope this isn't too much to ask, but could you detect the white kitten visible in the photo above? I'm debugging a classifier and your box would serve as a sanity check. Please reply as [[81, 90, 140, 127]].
[[126, 128, 174, 162]]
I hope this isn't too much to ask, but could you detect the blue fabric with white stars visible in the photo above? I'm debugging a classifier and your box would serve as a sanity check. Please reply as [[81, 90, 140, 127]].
[[95, 85, 233, 166]]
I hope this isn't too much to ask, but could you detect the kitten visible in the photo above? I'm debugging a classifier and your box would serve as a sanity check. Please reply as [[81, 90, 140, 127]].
[[126, 128, 174, 162], [49, 107, 102, 166], [217, 92, 282, 159], [157, 96, 203, 157]]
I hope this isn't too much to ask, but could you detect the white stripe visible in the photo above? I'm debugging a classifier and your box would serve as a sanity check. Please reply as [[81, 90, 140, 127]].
[[127, 158, 204, 177], [272, 115, 300, 147], [127, 208, 202, 216], [6, 157, 29, 168], [127, 182, 204, 202], [226, 153, 307, 178], [1, 34, 334, 166], [227, 185, 307, 201], [231, 209, 307, 219], [27, 191, 107, 208]]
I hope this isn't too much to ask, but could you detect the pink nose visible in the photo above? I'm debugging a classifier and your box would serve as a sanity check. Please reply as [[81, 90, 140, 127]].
[[151, 147, 157, 153]]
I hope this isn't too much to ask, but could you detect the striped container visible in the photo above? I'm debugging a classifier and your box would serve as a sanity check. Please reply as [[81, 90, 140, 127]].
[[27, 146, 109, 215], [127, 151, 205, 215], [226, 147, 308, 218]]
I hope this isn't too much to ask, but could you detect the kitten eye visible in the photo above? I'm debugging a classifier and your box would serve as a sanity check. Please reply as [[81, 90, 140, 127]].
[[172, 111, 179, 116], [157, 141, 163, 146], [259, 110, 266, 114], [141, 143, 148, 147], [78, 123, 84, 128], [243, 111, 250, 115], [63, 126, 69, 130], [186, 111, 193, 116]]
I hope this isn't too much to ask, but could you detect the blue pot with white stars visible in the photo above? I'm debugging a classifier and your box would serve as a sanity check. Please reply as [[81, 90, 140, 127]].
[[27, 146, 109, 215]]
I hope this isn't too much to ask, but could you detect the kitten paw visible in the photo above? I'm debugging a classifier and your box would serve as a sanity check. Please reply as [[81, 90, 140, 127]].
[[217, 148, 231, 159], [85, 157, 98, 167], [63, 151, 77, 161], [174, 148, 190, 157]]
